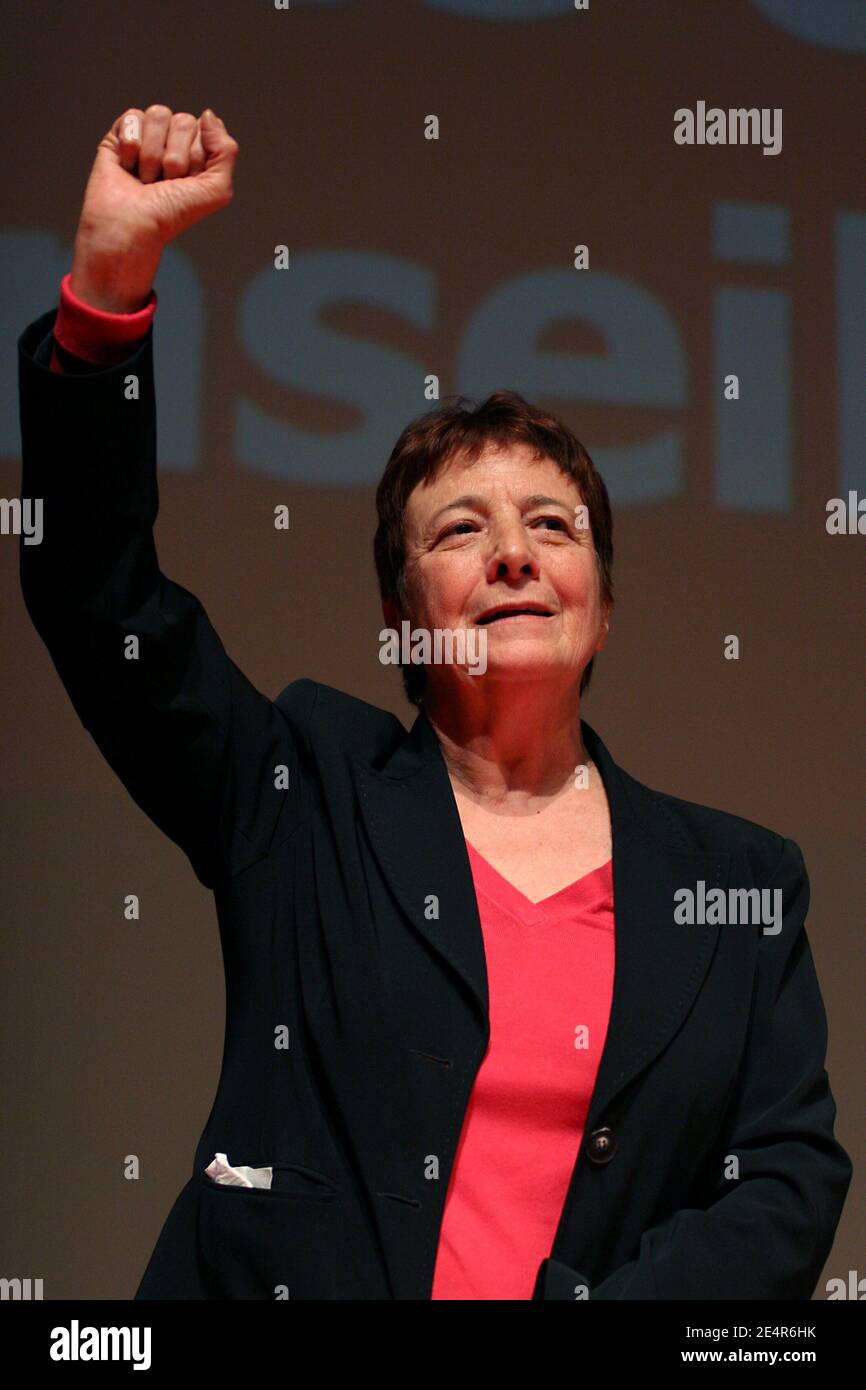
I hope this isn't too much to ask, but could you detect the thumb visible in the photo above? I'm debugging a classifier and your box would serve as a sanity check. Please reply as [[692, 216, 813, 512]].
[[199, 108, 223, 147], [196, 109, 239, 199]]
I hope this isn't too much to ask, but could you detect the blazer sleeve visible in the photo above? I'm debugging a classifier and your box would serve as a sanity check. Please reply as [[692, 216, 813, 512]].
[[17, 308, 303, 891], [533, 836, 853, 1300]]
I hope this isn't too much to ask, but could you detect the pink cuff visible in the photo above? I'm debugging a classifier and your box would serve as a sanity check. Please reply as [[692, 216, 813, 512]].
[[53, 271, 158, 364]]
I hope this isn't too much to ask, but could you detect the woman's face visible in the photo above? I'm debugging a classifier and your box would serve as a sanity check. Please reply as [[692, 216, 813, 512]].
[[389, 442, 611, 698]]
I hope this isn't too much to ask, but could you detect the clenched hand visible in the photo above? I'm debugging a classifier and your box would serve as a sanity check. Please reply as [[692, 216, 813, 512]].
[[71, 105, 239, 313]]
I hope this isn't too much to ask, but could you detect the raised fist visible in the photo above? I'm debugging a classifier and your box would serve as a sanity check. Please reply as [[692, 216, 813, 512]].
[[71, 105, 239, 312]]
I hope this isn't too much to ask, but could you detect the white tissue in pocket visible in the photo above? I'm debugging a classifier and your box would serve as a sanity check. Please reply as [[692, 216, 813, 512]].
[[204, 1151, 273, 1189]]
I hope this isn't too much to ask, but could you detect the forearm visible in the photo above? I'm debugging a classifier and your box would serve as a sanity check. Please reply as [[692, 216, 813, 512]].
[[535, 1175, 846, 1300]]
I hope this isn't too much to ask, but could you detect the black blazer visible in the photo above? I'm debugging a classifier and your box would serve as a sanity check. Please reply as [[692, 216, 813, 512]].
[[18, 308, 852, 1300]]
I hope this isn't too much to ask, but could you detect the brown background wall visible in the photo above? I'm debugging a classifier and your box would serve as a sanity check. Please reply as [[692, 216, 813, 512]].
[[1, 0, 862, 1298]]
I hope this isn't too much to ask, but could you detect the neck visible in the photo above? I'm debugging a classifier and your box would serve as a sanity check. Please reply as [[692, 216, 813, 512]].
[[422, 677, 590, 805]]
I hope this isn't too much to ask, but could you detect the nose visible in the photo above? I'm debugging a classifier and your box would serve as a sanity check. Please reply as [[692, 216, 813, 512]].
[[485, 515, 541, 582]]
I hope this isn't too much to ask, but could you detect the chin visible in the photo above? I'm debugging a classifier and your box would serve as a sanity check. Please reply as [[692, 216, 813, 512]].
[[476, 657, 561, 681]]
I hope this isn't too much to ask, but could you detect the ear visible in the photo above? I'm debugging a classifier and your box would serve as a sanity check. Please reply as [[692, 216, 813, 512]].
[[594, 601, 612, 653]]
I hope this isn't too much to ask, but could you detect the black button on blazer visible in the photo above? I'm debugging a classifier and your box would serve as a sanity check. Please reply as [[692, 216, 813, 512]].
[[17, 309, 853, 1300]]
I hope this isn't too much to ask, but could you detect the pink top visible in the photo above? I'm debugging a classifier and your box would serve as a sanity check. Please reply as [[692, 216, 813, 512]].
[[430, 844, 615, 1299], [47, 281, 618, 1301]]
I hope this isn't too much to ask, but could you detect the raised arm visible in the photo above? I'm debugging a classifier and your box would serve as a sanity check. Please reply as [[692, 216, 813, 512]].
[[18, 106, 304, 890]]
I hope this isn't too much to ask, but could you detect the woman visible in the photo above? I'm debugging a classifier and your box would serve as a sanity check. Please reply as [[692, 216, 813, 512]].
[[18, 106, 852, 1300]]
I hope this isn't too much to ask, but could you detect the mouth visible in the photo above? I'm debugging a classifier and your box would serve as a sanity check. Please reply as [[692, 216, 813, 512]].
[[476, 605, 555, 625]]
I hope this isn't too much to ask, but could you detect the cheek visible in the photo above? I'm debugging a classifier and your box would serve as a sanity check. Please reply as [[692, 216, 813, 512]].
[[418, 559, 474, 622], [555, 562, 599, 613]]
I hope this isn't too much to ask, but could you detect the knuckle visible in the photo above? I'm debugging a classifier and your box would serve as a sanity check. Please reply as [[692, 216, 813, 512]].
[[117, 109, 144, 142], [171, 112, 196, 130], [145, 103, 172, 120]]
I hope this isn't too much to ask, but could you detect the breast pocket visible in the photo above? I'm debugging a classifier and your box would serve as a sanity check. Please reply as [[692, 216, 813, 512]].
[[196, 1164, 340, 1299]]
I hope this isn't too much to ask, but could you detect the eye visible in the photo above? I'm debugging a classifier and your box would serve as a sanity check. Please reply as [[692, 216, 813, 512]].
[[532, 516, 569, 532], [439, 520, 478, 539]]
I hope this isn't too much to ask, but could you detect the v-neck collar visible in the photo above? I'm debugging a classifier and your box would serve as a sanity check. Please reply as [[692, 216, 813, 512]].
[[465, 839, 612, 926]]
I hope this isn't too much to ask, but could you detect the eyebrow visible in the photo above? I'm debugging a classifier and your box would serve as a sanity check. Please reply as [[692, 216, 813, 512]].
[[425, 493, 576, 533]]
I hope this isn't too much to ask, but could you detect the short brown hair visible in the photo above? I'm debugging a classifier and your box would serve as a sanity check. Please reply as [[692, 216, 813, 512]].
[[373, 389, 614, 707]]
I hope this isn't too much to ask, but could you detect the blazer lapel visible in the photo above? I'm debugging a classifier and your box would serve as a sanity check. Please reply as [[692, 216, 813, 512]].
[[353, 708, 730, 1119], [581, 721, 730, 1118], [352, 710, 489, 1024]]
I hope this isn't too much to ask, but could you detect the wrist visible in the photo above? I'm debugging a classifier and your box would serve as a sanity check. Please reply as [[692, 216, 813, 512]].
[[55, 271, 157, 363], [70, 228, 162, 314]]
